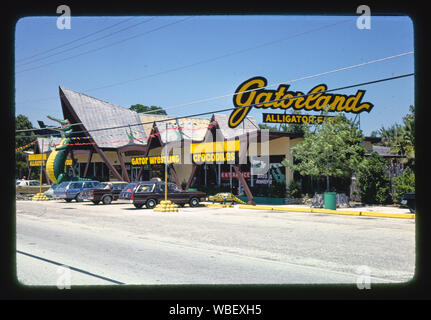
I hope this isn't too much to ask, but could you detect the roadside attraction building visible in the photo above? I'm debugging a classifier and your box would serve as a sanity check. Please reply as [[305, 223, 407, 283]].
[[26, 85, 403, 205], [27, 86, 307, 205]]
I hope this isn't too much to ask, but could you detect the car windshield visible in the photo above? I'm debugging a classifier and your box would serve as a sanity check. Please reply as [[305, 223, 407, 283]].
[[136, 184, 154, 193], [57, 182, 70, 188]]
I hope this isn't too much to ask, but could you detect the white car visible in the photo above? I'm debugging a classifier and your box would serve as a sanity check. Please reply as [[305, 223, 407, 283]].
[[16, 180, 40, 187]]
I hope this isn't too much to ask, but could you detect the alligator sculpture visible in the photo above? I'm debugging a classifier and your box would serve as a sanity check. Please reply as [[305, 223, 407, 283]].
[[45, 116, 89, 185]]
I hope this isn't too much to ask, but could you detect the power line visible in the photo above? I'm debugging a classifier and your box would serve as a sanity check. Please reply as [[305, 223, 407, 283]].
[[62, 19, 352, 94], [16, 17, 135, 63], [15, 18, 349, 102], [141, 51, 414, 116], [15, 16, 193, 75], [15, 72, 415, 139], [16, 17, 156, 68]]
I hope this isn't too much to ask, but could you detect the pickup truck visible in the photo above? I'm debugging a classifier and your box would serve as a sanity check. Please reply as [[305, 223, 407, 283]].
[[81, 181, 128, 204], [131, 181, 206, 209]]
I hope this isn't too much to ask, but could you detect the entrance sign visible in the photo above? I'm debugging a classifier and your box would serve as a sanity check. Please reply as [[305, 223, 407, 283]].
[[221, 171, 251, 179], [262, 113, 334, 124], [228, 76, 374, 128]]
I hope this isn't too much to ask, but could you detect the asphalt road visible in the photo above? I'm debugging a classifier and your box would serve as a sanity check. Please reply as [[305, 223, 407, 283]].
[[15, 200, 415, 286]]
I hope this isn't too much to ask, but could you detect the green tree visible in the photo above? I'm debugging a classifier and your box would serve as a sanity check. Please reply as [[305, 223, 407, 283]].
[[356, 152, 392, 204], [15, 114, 36, 179], [379, 105, 415, 166], [258, 123, 278, 131], [129, 104, 167, 115], [288, 112, 365, 191], [392, 167, 415, 204]]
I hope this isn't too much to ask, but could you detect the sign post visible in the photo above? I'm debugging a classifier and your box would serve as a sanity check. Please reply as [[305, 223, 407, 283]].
[[32, 138, 49, 201], [154, 122, 178, 212]]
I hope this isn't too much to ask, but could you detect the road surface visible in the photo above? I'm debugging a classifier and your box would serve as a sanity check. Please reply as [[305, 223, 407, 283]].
[[15, 200, 415, 286]]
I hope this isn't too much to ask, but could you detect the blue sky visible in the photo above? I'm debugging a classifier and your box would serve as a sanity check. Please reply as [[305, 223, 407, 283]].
[[15, 15, 414, 136]]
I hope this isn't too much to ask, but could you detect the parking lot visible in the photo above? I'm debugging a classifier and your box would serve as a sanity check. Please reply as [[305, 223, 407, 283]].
[[16, 198, 415, 286]]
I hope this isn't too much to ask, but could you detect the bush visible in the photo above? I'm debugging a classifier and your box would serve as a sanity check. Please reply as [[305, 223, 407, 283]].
[[269, 180, 286, 198], [356, 152, 392, 204], [286, 180, 302, 198], [392, 167, 415, 204]]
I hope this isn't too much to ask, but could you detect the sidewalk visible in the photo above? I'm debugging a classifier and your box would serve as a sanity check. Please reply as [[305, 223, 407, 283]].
[[279, 204, 411, 214], [235, 203, 414, 219]]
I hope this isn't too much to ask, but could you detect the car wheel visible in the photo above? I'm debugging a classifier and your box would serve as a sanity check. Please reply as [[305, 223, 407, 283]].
[[146, 198, 157, 209], [75, 194, 83, 202], [102, 196, 112, 205], [92, 200, 100, 205], [65, 198, 72, 203], [134, 203, 144, 209], [189, 197, 199, 207]]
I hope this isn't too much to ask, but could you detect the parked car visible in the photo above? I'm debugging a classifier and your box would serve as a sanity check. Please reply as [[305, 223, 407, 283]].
[[131, 181, 206, 209], [52, 182, 72, 199], [43, 185, 55, 198], [16, 180, 40, 186], [81, 181, 128, 204], [401, 192, 415, 213], [118, 182, 141, 201], [53, 180, 100, 202]]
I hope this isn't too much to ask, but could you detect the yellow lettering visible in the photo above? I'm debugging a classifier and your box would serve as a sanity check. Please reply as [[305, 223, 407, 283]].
[[229, 77, 373, 128]]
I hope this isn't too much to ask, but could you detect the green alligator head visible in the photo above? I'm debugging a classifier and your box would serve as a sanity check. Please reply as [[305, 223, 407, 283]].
[[47, 115, 73, 137]]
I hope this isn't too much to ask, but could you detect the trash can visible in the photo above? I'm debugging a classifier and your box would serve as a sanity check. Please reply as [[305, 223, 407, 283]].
[[324, 192, 337, 210]]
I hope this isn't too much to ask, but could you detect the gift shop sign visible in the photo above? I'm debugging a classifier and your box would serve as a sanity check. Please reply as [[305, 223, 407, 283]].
[[228, 76, 374, 128]]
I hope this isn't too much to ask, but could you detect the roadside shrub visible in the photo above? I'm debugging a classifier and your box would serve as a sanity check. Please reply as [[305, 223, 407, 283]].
[[269, 180, 286, 198], [356, 152, 392, 204], [392, 167, 415, 204], [286, 180, 302, 198]]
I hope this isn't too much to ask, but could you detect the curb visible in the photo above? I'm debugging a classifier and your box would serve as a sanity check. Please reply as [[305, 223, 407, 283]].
[[238, 205, 415, 219], [203, 203, 234, 208]]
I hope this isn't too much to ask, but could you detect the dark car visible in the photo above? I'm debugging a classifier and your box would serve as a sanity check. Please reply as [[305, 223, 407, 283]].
[[81, 181, 128, 204], [131, 182, 206, 209], [401, 192, 415, 213], [119, 182, 141, 201]]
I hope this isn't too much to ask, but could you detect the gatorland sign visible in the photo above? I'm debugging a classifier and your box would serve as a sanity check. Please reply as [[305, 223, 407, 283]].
[[228, 76, 374, 128]]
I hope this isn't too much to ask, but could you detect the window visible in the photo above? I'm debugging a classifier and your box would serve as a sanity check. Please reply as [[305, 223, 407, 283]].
[[136, 184, 154, 193], [70, 182, 82, 188], [168, 183, 180, 192], [113, 183, 127, 190], [84, 181, 99, 188]]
